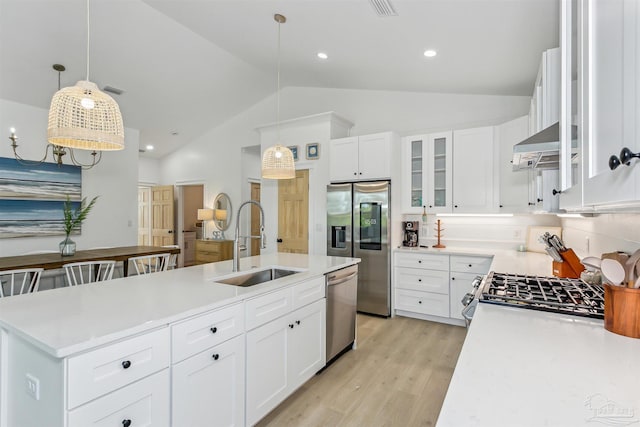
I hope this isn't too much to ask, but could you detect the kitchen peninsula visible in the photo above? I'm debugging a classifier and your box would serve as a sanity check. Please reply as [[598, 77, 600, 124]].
[[0, 253, 359, 427]]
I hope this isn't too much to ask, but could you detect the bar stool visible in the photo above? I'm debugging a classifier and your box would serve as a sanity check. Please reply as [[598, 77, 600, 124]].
[[162, 245, 180, 270], [128, 253, 170, 275]]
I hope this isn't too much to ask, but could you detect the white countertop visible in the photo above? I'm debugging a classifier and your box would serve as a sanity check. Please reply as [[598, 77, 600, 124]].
[[437, 303, 640, 427], [395, 246, 552, 276], [0, 253, 358, 357]]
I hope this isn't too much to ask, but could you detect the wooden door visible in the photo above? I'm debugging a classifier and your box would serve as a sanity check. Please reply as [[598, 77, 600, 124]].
[[151, 185, 175, 246], [250, 182, 261, 256], [137, 187, 150, 245], [277, 169, 309, 254]]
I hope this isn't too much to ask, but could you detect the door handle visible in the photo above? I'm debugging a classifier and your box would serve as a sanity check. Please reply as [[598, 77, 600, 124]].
[[277, 238, 283, 243], [168, 230, 173, 234]]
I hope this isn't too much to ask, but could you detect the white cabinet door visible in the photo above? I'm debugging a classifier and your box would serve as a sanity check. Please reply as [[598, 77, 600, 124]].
[[329, 136, 359, 182], [358, 133, 392, 180], [452, 127, 496, 212], [401, 135, 427, 214], [245, 316, 289, 426], [497, 116, 530, 212], [449, 272, 481, 321], [171, 335, 245, 427], [287, 299, 325, 391], [426, 131, 453, 213], [67, 370, 170, 427], [582, 0, 640, 206]]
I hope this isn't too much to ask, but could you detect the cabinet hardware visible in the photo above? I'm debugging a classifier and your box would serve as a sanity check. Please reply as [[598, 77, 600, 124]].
[[277, 238, 283, 243], [454, 205, 458, 208], [418, 260, 422, 263], [212, 353, 219, 360], [122, 420, 132, 427], [121, 360, 131, 369], [620, 147, 640, 166], [418, 278, 422, 282], [609, 155, 622, 170], [499, 204, 504, 208], [295, 320, 300, 325], [210, 327, 217, 334], [429, 205, 433, 208], [537, 198, 543, 203], [353, 172, 357, 175], [552, 189, 562, 195], [468, 264, 472, 267], [289, 324, 294, 329], [418, 301, 422, 304], [452, 277, 456, 280]]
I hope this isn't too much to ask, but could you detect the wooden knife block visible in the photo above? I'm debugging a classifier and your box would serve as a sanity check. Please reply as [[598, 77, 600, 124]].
[[551, 249, 585, 279]]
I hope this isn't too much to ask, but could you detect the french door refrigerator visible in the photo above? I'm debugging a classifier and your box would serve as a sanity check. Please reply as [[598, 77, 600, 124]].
[[327, 181, 390, 317]]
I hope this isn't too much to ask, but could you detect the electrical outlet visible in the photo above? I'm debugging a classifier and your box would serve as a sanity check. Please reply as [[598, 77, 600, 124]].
[[514, 230, 522, 239], [25, 374, 40, 400]]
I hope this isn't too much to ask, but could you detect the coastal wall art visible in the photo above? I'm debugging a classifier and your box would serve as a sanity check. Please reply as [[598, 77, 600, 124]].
[[0, 157, 81, 238]]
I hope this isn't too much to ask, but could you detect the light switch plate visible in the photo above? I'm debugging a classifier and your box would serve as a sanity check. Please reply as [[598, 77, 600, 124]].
[[25, 373, 40, 400]]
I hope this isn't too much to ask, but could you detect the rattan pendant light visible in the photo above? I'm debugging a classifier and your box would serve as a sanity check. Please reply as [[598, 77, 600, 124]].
[[47, 0, 124, 151], [261, 13, 295, 180]]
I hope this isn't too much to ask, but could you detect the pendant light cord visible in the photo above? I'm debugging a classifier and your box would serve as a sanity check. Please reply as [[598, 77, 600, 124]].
[[86, 0, 90, 81], [276, 17, 281, 145]]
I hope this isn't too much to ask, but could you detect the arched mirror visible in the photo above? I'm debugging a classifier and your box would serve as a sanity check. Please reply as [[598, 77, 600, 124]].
[[213, 193, 232, 235]]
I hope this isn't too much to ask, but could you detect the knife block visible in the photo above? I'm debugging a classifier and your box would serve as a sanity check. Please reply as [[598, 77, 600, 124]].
[[551, 249, 584, 279]]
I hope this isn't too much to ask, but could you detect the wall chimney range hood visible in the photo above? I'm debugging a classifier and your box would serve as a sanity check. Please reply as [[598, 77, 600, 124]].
[[512, 122, 577, 170]]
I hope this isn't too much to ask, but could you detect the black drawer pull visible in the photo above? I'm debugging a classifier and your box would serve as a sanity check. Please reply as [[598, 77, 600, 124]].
[[289, 324, 294, 329], [418, 279, 422, 282], [121, 360, 131, 369], [210, 327, 217, 334], [468, 264, 472, 267], [212, 354, 219, 360], [296, 320, 300, 325], [451, 277, 455, 280], [122, 419, 132, 427]]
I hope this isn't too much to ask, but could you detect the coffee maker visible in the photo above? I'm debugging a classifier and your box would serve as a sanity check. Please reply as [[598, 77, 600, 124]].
[[402, 221, 419, 247]]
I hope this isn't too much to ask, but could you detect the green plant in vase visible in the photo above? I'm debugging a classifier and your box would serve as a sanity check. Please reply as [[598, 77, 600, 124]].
[[60, 195, 98, 256]]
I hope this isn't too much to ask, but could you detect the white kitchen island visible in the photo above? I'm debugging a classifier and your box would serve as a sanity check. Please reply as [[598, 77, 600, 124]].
[[0, 253, 359, 427]]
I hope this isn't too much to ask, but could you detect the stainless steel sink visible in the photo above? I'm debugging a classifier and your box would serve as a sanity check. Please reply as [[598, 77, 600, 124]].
[[216, 268, 300, 287]]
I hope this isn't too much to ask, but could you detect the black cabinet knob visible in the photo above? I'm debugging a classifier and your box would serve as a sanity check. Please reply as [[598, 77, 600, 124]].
[[528, 202, 535, 206], [452, 277, 455, 280], [537, 198, 543, 203], [296, 320, 301, 325], [418, 260, 422, 263], [418, 278, 422, 282], [454, 205, 458, 208], [353, 172, 357, 175], [468, 264, 472, 267], [121, 360, 131, 369], [359, 172, 362, 175], [552, 189, 562, 196], [122, 420, 132, 427], [429, 205, 433, 208], [210, 327, 217, 334], [499, 204, 504, 208], [289, 324, 294, 329], [212, 354, 219, 360], [418, 301, 422, 304]]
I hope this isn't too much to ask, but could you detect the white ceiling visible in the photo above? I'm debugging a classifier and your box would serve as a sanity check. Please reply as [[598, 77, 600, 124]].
[[0, 0, 559, 159]]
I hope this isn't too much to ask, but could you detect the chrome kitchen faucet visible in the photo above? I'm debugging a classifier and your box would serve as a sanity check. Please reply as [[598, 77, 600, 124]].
[[233, 200, 266, 272]]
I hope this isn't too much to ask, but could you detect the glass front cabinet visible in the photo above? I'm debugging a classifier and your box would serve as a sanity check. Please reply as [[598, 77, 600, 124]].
[[402, 132, 453, 214]]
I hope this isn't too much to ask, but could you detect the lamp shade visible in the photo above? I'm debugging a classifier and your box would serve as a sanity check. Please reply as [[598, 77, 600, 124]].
[[47, 80, 124, 151], [262, 144, 295, 179], [215, 209, 227, 221], [197, 208, 214, 221]]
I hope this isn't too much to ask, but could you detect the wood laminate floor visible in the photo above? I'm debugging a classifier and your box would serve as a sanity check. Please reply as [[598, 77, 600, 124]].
[[257, 315, 467, 427]]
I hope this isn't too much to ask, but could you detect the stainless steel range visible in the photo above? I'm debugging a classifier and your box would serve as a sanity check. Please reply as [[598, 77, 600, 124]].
[[462, 272, 605, 323]]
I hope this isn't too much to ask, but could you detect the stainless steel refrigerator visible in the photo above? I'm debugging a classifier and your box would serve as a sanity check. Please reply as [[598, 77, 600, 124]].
[[327, 181, 390, 317]]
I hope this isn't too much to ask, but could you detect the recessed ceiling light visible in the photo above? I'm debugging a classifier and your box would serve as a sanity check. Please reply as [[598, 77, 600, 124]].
[[423, 49, 437, 58], [317, 52, 328, 60], [171, 131, 179, 136], [145, 145, 154, 151]]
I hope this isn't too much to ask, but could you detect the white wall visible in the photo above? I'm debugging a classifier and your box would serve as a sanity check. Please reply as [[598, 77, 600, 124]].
[[138, 157, 161, 185], [0, 99, 139, 256], [561, 214, 640, 256], [157, 86, 531, 242]]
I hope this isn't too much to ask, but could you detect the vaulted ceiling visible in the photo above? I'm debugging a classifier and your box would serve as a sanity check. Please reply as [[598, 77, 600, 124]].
[[0, 0, 559, 158]]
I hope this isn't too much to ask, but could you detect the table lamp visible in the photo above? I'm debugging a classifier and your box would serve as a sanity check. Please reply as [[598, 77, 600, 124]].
[[197, 208, 214, 239]]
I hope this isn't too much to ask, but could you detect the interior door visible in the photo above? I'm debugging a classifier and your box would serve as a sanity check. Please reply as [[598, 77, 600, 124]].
[[151, 185, 175, 246], [250, 182, 261, 256], [137, 187, 151, 245], [277, 169, 309, 254]]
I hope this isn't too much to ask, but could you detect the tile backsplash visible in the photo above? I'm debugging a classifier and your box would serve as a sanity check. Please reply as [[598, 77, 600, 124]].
[[560, 213, 640, 257]]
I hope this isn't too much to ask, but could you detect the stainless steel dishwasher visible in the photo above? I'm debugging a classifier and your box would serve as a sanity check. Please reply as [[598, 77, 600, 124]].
[[326, 264, 358, 363]]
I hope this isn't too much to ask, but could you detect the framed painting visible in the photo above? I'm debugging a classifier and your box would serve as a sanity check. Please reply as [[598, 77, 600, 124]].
[[0, 157, 82, 238], [306, 143, 320, 160], [288, 145, 299, 161]]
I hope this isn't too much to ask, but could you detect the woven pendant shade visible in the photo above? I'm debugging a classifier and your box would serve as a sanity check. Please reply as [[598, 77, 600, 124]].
[[47, 80, 124, 151], [262, 144, 295, 179]]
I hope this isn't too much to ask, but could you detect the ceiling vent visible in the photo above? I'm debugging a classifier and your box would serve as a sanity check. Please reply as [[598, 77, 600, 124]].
[[369, 0, 397, 17], [103, 85, 124, 95]]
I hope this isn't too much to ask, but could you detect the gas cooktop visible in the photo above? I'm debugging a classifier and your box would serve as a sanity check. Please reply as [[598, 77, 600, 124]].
[[480, 271, 605, 319]]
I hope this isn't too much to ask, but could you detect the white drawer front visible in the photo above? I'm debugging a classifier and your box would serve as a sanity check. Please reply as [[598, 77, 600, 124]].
[[171, 302, 244, 363], [67, 328, 170, 409], [68, 369, 170, 427], [245, 287, 292, 330], [395, 267, 449, 294], [395, 253, 449, 271], [395, 289, 450, 317], [450, 255, 492, 274], [292, 277, 325, 310]]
